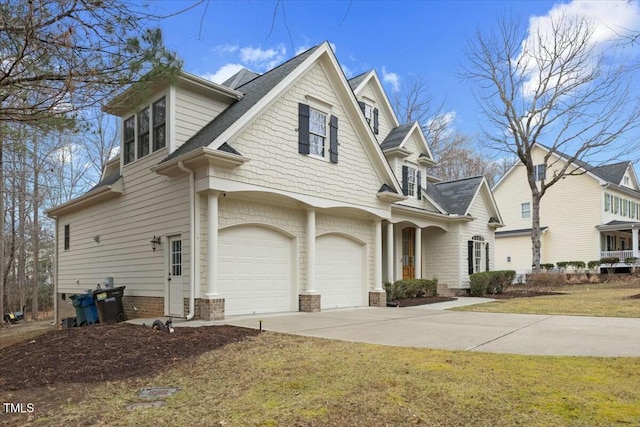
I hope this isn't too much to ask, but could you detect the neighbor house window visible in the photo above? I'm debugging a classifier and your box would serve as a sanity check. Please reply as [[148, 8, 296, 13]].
[[521, 202, 531, 219], [624, 176, 630, 186], [623, 199, 629, 217], [152, 97, 166, 151], [614, 196, 620, 214], [64, 224, 70, 250], [533, 164, 546, 181], [137, 107, 150, 159], [123, 116, 135, 165], [604, 193, 611, 212], [309, 108, 327, 157]]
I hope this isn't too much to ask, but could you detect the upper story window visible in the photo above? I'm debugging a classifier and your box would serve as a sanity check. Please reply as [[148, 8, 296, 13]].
[[123, 96, 167, 166], [64, 224, 70, 250], [533, 164, 546, 181], [123, 116, 135, 164], [623, 175, 630, 186], [309, 108, 327, 157], [364, 104, 373, 123], [521, 202, 530, 219], [298, 103, 339, 164], [358, 101, 379, 134], [402, 165, 422, 199], [153, 97, 166, 151]]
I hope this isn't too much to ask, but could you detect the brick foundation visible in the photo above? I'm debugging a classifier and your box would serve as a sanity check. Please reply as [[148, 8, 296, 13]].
[[122, 295, 164, 319], [197, 298, 225, 320], [299, 293, 321, 312], [368, 290, 386, 307]]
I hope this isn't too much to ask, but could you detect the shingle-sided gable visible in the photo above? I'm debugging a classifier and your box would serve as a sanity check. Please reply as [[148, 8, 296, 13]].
[[213, 60, 396, 209], [350, 71, 399, 142]]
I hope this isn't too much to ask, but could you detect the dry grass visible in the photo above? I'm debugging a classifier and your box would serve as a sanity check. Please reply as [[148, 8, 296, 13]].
[[28, 333, 640, 426], [0, 320, 54, 350], [455, 280, 640, 318]]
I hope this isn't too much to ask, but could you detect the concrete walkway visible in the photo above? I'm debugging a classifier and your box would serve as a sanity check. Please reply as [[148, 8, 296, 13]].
[[129, 298, 640, 357]]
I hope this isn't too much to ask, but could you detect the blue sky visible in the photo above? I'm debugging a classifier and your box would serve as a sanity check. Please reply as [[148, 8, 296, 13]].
[[153, 0, 640, 159]]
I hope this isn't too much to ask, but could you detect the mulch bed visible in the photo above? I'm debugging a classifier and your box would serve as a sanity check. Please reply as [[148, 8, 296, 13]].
[[0, 323, 260, 390], [391, 296, 456, 307], [490, 290, 566, 299]]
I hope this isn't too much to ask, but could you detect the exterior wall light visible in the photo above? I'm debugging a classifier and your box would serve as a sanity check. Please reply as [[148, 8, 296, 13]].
[[151, 236, 162, 251]]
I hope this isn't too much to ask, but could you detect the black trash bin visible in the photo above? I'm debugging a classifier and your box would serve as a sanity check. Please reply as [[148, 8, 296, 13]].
[[92, 286, 127, 325]]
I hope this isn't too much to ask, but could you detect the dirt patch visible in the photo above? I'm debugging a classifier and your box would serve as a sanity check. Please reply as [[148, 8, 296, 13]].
[[0, 323, 260, 391], [391, 296, 456, 307], [627, 293, 640, 300]]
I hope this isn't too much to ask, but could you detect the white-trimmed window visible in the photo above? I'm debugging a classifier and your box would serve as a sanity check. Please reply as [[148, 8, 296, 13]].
[[364, 103, 373, 124], [521, 202, 531, 219], [122, 96, 167, 166], [309, 107, 327, 157], [604, 193, 611, 212], [473, 235, 486, 273], [624, 176, 630, 186], [406, 167, 416, 197], [533, 164, 546, 181]]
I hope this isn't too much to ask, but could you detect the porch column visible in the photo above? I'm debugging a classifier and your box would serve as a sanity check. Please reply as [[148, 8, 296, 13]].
[[306, 209, 316, 292], [386, 221, 394, 283], [415, 227, 422, 279], [205, 191, 219, 297], [633, 227, 639, 258], [375, 219, 383, 290]]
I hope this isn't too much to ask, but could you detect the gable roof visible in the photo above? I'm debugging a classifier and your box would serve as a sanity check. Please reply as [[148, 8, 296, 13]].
[[427, 176, 484, 215], [592, 161, 630, 185], [348, 71, 370, 91], [221, 68, 261, 90], [162, 45, 321, 163], [380, 123, 413, 150]]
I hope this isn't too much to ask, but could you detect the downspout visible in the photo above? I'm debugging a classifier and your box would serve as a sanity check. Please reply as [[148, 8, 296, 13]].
[[177, 161, 196, 320]]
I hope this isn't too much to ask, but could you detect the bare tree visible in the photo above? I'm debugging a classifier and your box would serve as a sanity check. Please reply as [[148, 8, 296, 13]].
[[462, 13, 640, 270], [394, 76, 501, 184]]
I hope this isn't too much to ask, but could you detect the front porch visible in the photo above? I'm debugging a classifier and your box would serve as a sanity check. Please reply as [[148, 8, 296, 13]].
[[597, 221, 640, 262]]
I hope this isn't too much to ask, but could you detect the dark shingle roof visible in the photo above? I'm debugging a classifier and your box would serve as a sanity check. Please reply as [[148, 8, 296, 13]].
[[221, 68, 260, 90], [378, 183, 397, 193], [380, 123, 414, 150], [218, 142, 242, 155], [347, 71, 369, 90], [426, 176, 484, 215], [162, 44, 322, 163], [88, 170, 121, 192], [592, 162, 630, 184]]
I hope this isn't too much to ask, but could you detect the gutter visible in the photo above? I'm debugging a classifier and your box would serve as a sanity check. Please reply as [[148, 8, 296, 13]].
[[177, 161, 196, 320]]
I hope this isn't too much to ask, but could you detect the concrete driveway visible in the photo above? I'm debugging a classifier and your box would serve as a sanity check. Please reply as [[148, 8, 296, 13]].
[[201, 299, 640, 357]]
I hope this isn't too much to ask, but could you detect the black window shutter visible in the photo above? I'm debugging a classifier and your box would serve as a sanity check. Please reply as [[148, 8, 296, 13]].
[[373, 108, 379, 134], [468, 241, 474, 275], [329, 115, 338, 163], [402, 166, 408, 196], [485, 242, 490, 272], [298, 103, 310, 154], [358, 101, 365, 115], [417, 170, 422, 200]]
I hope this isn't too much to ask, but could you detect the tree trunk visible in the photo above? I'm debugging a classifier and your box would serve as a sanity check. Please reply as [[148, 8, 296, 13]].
[[531, 193, 542, 272], [17, 148, 26, 313], [0, 136, 4, 322], [31, 142, 39, 321]]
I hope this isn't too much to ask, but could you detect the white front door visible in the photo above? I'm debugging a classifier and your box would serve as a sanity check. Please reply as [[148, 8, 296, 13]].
[[168, 236, 184, 317]]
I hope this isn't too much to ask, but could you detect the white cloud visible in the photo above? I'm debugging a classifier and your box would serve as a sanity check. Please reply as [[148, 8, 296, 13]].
[[295, 44, 310, 55], [381, 66, 400, 92], [340, 64, 354, 78], [240, 44, 287, 70], [200, 63, 245, 84], [427, 111, 457, 138], [519, 0, 640, 96], [329, 42, 337, 53], [214, 43, 239, 54]]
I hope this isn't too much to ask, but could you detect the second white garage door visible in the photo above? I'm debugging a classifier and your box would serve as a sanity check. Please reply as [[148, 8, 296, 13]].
[[219, 225, 293, 315], [316, 234, 365, 309]]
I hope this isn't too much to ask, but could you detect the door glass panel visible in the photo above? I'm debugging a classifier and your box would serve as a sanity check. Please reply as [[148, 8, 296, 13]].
[[171, 240, 182, 277]]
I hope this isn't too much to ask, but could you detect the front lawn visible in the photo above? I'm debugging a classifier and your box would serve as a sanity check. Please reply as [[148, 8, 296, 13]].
[[454, 280, 640, 317], [9, 331, 640, 426]]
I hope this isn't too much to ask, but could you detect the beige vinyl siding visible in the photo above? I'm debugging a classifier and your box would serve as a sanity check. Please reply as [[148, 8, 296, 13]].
[[495, 235, 533, 273], [215, 61, 388, 211], [494, 145, 603, 270], [56, 149, 190, 297], [174, 86, 232, 150], [354, 81, 394, 141]]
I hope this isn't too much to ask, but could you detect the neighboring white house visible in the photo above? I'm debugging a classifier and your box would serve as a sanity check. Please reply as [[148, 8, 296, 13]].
[[493, 143, 640, 275], [48, 42, 503, 323]]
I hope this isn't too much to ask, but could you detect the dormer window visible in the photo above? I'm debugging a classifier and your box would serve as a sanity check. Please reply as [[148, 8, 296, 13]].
[[358, 101, 379, 134], [364, 103, 373, 124], [407, 167, 416, 197], [122, 96, 167, 166], [402, 165, 422, 199], [623, 175, 630, 186]]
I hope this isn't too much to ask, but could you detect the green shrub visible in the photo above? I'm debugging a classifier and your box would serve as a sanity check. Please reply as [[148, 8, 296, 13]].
[[568, 261, 586, 273], [587, 260, 601, 270], [556, 261, 569, 272], [600, 257, 620, 265], [384, 279, 438, 301], [470, 270, 516, 295], [526, 272, 567, 290], [540, 263, 555, 271], [624, 257, 638, 265]]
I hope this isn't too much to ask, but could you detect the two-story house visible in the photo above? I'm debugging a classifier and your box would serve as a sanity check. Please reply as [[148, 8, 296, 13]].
[[48, 42, 503, 324], [493, 143, 640, 274]]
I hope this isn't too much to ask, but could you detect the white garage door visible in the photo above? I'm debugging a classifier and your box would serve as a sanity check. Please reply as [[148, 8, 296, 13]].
[[316, 234, 365, 309], [219, 225, 293, 315]]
